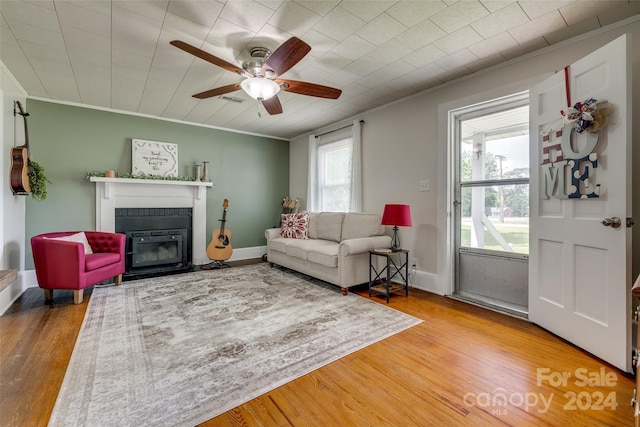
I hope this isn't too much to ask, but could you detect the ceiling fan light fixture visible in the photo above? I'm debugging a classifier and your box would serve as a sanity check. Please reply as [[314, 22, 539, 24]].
[[240, 77, 280, 101]]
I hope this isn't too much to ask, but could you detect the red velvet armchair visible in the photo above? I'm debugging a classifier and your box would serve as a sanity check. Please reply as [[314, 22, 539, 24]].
[[31, 231, 126, 304]]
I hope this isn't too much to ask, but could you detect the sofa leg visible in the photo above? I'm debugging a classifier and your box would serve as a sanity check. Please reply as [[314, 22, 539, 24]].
[[73, 290, 84, 304], [43, 289, 53, 302], [341, 287, 348, 296], [115, 274, 123, 286]]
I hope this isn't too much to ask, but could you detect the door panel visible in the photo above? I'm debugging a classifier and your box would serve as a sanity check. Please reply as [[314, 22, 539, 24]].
[[529, 34, 632, 372], [538, 239, 563, 306], [459, 251, 528, 309]]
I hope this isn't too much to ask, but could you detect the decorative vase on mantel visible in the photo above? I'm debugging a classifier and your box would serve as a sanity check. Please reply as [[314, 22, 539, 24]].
[[202, 161, 209, 182]]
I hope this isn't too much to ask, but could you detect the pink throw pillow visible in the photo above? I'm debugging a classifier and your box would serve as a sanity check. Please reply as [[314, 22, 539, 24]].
[[280, 212, 309, 239]]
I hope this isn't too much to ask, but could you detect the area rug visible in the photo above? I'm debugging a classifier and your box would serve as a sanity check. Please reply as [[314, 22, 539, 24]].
[[49, 263, 421, 426]]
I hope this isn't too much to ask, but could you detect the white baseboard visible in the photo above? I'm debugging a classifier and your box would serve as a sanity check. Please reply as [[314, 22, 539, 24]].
[[0, 270, 38, 315], [199, 246, 266, 264], [409, 269, 444, 296]]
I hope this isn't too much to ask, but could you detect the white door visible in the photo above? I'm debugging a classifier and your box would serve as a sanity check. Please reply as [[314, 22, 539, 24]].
[[529, 35, 632, 372]]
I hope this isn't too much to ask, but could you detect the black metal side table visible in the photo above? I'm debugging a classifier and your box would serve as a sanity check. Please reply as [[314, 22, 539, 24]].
[[368, 249, 409, 303]]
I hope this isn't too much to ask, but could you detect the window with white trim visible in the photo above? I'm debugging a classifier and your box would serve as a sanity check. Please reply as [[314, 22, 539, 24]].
[[307, 120, 362, 213]]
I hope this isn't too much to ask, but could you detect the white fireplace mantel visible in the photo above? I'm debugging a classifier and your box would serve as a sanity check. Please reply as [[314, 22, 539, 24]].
[[90, 177, 214, 265]]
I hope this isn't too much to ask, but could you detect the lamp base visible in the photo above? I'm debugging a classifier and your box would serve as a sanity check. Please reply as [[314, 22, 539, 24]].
[[391, 226, 400, 251]]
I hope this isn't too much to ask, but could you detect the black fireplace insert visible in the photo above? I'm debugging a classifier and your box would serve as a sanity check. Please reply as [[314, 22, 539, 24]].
[[116, 208, 192, 280]]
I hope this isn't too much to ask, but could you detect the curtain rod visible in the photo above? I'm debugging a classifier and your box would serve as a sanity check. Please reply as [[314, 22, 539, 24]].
[[315, 119, 364, 139]]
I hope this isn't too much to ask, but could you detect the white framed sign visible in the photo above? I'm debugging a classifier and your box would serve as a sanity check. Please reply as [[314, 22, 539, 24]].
[[132, 139, 178, 177]]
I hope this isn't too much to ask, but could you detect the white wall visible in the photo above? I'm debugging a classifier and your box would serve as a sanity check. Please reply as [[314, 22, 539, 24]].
[[1, 63, 35, 313], [290, 17, 640, 295]]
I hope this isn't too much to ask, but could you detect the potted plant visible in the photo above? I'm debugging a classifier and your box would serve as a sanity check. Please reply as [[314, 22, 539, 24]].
[[28, 158, 50, 200]]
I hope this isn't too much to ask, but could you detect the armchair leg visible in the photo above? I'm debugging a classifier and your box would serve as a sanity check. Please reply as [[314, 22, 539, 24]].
[[43, 289, 53, 302], [73, 290, 84, 304], [115, 274, 123, 286]]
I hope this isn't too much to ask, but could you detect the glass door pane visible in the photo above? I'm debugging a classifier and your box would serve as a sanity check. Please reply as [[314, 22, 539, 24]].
[[452, 93, 530, 316]]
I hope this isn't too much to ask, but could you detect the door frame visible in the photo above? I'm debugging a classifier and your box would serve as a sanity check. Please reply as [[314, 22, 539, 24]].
[[436, 82, 541, 297], [449, 92, 530, 315]]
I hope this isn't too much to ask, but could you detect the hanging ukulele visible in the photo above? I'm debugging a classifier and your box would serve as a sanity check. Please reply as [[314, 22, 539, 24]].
[[206, 199, 233, 264], [10, 101, 31, 195]]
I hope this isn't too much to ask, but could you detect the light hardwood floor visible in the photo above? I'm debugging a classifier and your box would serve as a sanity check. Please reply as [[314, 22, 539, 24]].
[[0, 262, 635, 426]]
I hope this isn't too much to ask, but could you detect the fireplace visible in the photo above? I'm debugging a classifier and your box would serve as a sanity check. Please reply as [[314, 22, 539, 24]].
[[130, 230, 183, 267], [90, 177, 213, 275], [116, 208, 192, 279]]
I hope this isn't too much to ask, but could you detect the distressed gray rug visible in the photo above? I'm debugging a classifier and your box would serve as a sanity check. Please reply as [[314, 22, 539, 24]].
[[49, 263, 421, 427]]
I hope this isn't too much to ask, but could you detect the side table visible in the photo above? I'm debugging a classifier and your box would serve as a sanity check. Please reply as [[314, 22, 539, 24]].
[[368, 249, 409, 303]]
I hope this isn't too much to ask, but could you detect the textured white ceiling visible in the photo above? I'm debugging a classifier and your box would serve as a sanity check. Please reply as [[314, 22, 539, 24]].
[[1, 0, 638, 139]]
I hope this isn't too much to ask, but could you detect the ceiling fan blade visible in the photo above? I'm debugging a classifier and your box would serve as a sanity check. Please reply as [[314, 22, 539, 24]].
[[193, 83, 241, 99], [170, 40, 244, 75], [262, 96, 283, 115], [261, 37, 311, 78], [278, 79, 342, 99]]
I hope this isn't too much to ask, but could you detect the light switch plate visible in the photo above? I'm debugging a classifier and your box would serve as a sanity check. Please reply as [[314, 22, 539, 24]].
[[419, 179, 430, 192]]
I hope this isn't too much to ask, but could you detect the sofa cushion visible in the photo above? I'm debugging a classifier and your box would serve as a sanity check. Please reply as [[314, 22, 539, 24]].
[[269, 238, 288, 253], [285, 245, 308, 260], [307, 245, 339, 268], [280, 212, 309, 239], [286, 239, 336, 260], [85, 252, 120, 271], [341, 213, 383, 240], [307, 212, 320, 239], [316, 212, 345, 242], [271, 238, 336, 259]]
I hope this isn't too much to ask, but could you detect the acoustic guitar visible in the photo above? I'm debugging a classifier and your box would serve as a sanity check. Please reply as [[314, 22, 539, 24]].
[[206, 199, 233, 261], [10, 101, 31, 195]]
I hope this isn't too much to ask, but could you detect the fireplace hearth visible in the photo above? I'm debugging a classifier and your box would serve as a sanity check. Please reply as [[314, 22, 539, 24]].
[[116, 208, 192, 280]]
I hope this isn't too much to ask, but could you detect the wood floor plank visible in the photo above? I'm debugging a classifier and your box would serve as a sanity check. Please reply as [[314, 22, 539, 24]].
[[1, 265, 635, 426]]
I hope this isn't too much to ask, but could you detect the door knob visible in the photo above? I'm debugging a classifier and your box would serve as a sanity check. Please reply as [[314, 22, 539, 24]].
[[601, 217, 622, 228]]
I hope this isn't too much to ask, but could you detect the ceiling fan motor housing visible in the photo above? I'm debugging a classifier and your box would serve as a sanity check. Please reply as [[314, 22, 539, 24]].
[[243, 47, 271, 77]]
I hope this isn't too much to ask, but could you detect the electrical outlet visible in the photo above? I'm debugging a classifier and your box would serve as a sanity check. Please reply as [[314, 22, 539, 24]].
[[411, 258, 418, 268], [419, 179, 430, 192]]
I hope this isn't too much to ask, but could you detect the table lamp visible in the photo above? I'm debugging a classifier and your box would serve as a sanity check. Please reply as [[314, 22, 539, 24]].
[[381, 204, 412, 251]]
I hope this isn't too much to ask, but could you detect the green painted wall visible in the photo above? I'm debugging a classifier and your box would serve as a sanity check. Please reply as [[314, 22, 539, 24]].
[[24, 100, 289, 269]]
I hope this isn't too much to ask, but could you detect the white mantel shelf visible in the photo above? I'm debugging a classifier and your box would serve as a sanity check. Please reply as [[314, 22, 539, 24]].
[[90, 176, 213, 265], [89, 176, 213, 187]]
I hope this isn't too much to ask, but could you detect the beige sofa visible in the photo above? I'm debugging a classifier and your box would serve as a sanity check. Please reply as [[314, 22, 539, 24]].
[[265, 212, 392, 294]]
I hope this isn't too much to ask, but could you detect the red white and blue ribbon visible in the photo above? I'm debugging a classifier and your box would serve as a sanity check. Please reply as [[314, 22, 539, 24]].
[[561, 98, 598, 133]]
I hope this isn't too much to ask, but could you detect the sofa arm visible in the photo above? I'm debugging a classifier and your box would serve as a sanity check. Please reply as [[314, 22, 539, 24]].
[[265, 228, 281, 241], [339, 235, 392, 256]]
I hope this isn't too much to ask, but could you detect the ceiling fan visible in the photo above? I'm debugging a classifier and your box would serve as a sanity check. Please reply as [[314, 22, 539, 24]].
[[170, 37, 342, 115]]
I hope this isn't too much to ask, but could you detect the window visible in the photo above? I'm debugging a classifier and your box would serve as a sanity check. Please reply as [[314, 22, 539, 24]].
[[454, 94, 530, 254], [317, 137, 352, 211], [307, 120, 362, 212]]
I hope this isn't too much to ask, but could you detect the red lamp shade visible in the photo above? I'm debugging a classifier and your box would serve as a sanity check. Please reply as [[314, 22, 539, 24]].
[[381, 204, 412, 227]]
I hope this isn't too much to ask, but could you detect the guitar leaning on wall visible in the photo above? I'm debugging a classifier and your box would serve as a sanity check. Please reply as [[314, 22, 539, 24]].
[[206, 199, 233, 263], [10, 101, 31, 195]]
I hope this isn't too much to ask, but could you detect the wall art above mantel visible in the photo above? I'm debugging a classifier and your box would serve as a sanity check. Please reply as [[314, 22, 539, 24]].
[[132, 139, 178, 177]]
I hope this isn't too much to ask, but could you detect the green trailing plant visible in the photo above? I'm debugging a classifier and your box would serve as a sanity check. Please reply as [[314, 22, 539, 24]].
[[85, 171, 195, 182], [28, 159, 51, 200]]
